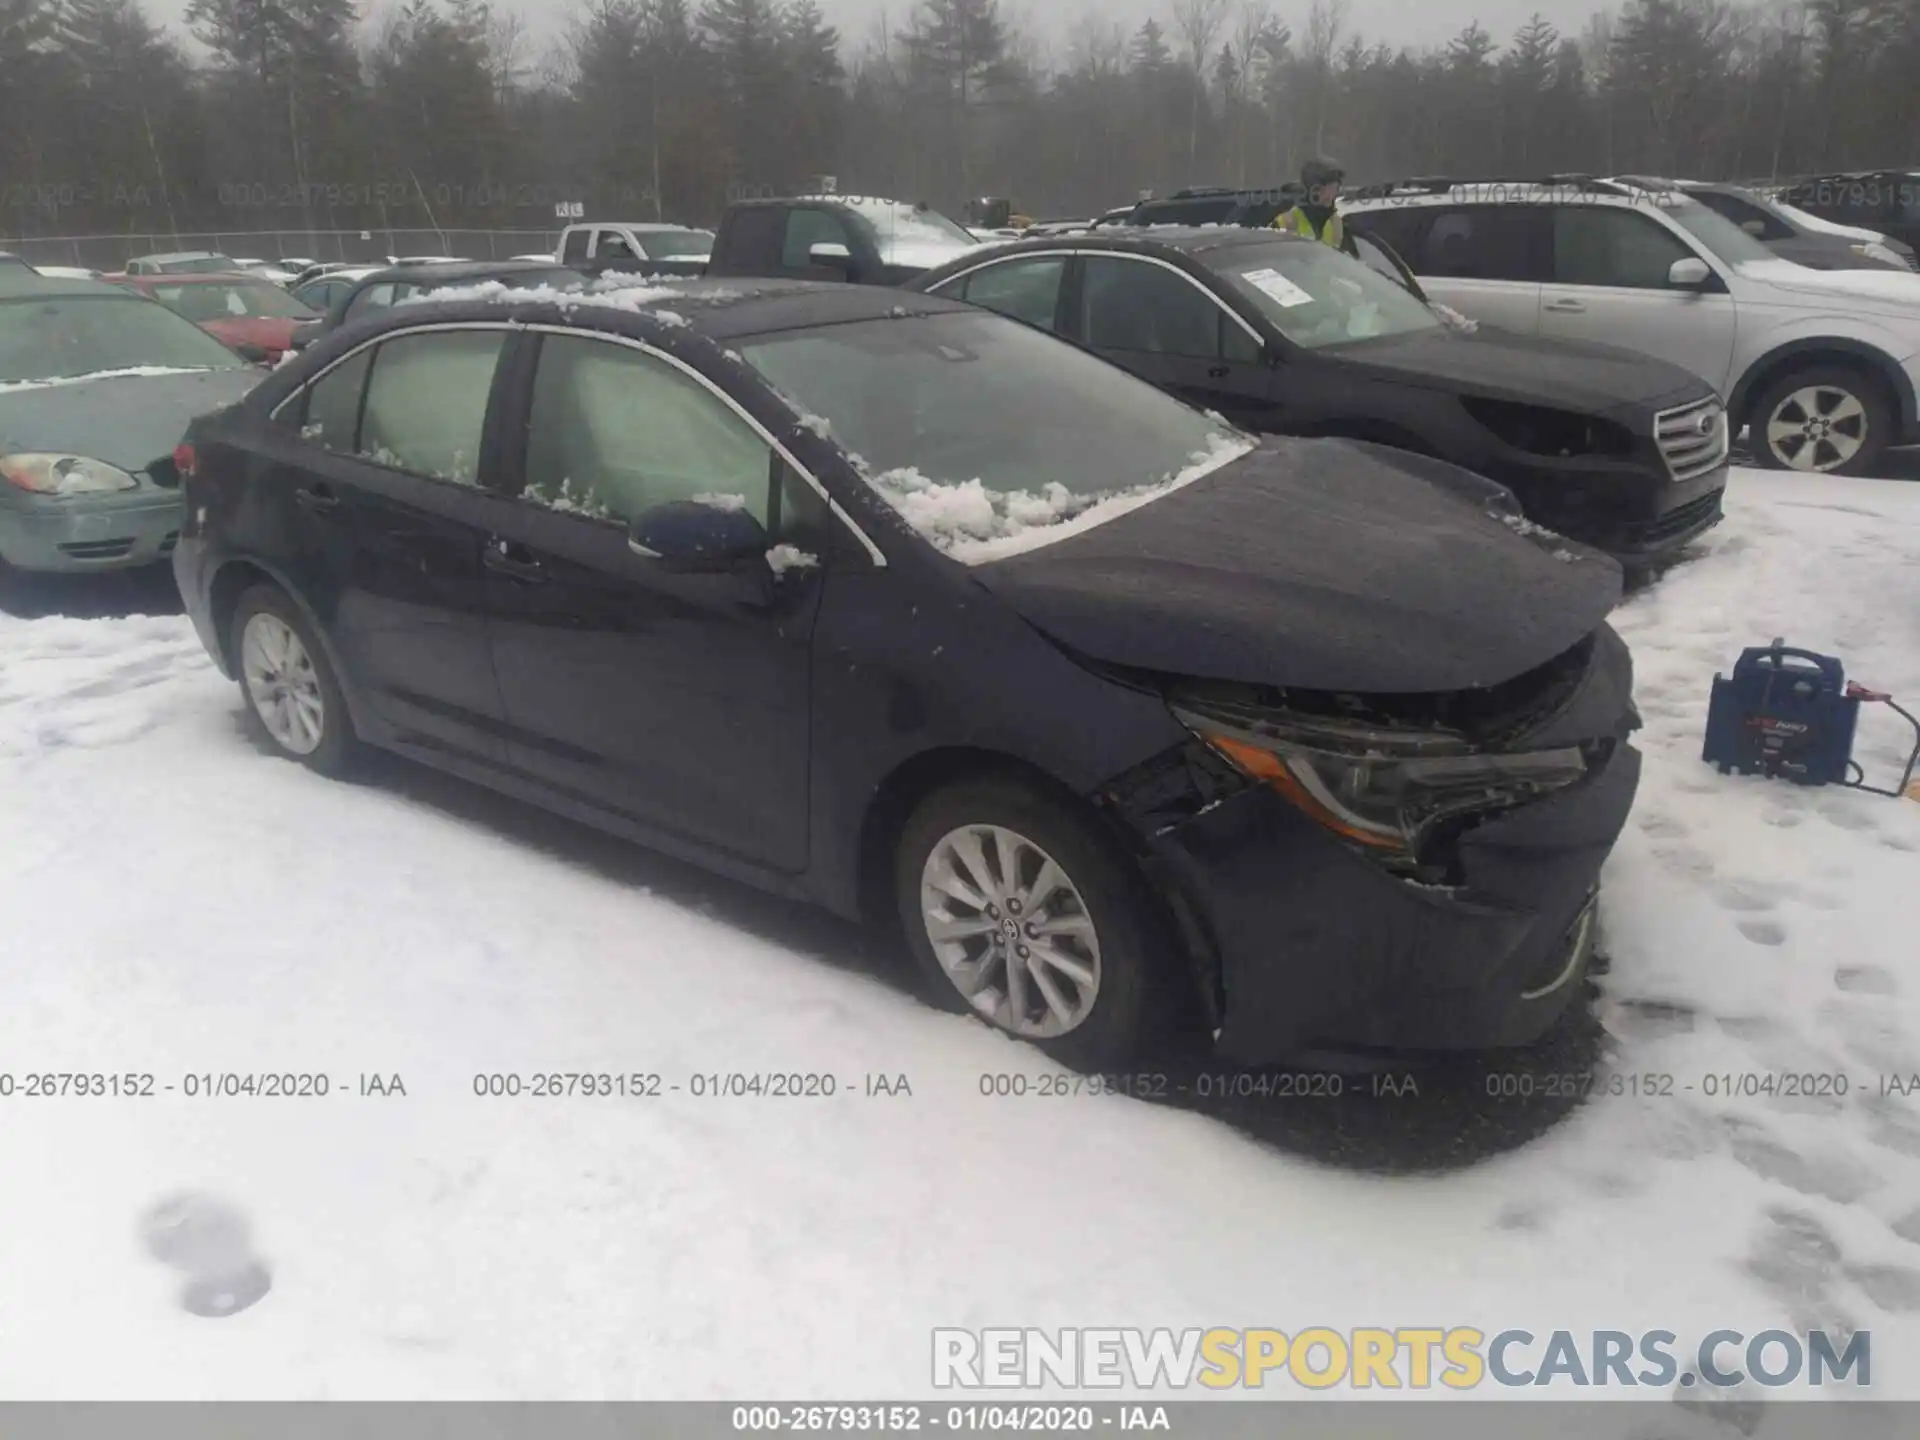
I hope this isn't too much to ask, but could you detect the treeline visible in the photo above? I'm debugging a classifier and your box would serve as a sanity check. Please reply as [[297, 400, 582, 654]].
[[1, 0, 1916, 241]]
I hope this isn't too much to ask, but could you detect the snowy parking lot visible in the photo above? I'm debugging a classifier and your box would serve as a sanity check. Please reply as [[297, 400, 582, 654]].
[[2, 464, 1919, 1401]]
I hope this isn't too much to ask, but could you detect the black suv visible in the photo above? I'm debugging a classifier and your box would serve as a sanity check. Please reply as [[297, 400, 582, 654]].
[[1116, 185, 1301, 228], [1776, 171, 1920, 257], [910, 227, 1728, 564]]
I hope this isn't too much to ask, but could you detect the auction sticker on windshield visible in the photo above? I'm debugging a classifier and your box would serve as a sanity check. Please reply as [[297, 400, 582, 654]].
[[1241, 267, 1316, 308]]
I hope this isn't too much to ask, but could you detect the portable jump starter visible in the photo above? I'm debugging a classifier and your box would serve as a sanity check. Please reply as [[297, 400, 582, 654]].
[[1702, 640, 1920, 798]]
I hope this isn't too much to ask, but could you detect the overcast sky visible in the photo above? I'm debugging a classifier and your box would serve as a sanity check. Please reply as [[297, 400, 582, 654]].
[[144, 0, 1598, 62]]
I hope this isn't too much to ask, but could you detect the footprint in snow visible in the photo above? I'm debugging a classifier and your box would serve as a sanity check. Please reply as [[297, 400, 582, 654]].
[[1723, 1119, 1879, 1204], [1736, 918, 1788, 947], [1745, 1205, 1843, 1300], [1819, 804, 1880, 835], [1493, 1199, 1552, 1233], [1846, 1264, 1920, 1313], [1836, 965, 1898, 997], [1892, 1208, 1920, 1247], [1863, 1099, 1920, 1161], [1717, 1015, 1786, 1043], [1651, 842, 1717, 882], [1712, 882, 1777, 915], [1764, 809, 1807, 829], [1610, 998, 1697, 1040], [1637, 812, 1690, 840]]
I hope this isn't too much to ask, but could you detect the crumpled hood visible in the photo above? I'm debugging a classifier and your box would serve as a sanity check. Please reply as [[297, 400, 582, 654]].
[[973, 438, 1624, 694], [0, 368, 259, 475], [1337, 327, 1707, 413]]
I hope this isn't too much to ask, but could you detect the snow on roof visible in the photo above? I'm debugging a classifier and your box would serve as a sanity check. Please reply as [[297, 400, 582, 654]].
[[861, 431, 1255, 565], [393, 278, 694, 317]]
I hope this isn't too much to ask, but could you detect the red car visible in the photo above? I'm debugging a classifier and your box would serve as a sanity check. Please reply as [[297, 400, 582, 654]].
[[106, 272, 319, 363]]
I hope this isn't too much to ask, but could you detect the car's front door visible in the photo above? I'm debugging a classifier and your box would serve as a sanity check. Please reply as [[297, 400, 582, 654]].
[[1387, 204, 1550, 335], [481, 331, 828, 872], [278, 326, 515, 758], [1068, 254, 1279, 429], [1540, 205, 1738, 394]]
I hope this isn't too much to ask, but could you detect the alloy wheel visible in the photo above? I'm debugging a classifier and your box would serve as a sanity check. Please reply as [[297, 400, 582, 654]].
[[1764, 385, 1868, 472], [240, 612, 326, 756], [919, 824, 1103, 1039]]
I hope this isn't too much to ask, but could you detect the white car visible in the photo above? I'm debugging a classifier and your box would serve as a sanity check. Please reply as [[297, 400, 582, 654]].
[[556, 222, 713, 272], [1344, 176, 1920, 474], [31, 265, 103, 281]]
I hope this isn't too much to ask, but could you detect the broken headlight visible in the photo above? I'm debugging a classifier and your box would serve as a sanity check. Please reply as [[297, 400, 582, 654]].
[[1172, 701, 1588, 870]]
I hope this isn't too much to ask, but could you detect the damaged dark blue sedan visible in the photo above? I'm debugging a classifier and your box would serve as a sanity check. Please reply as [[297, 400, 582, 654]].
[[171, 278, 1640, 1070]]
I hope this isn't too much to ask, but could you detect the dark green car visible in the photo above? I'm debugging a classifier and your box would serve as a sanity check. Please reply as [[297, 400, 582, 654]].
[[0, 276, 262, 574]]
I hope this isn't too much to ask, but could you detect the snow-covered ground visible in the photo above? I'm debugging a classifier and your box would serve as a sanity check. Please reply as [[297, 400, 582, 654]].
[[1, 467, 1918, 1403]]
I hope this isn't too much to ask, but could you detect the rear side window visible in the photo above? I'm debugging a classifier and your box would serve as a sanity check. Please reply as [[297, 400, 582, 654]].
[[1552, 208, 1696, 289], [958, 257, 1066, 332], [782, 209, 856, 269], [1408, 206, 1548, 282], [1690, 190, 1791, 240], [300, 348, 373, 449], [721, 208, 786, 270], [521, 335, 773, 524], [358, 330, 505, 484]]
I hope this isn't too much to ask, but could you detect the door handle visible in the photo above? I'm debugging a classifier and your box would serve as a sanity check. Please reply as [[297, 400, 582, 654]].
[[483, 536, 547, 583], [294, 483, 340, 513], [1207, 364, 1231, 379], [1544, 299, 1586, 314]]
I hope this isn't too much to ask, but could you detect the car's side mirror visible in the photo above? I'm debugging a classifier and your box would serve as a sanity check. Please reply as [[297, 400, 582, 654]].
[[809, 242, 854, 275], [627, 499, 769, 571], [1668, 257, 1712, 288]]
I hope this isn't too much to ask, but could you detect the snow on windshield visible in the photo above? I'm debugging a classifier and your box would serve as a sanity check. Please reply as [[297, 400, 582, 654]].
[[863, 431, 1254, 565]]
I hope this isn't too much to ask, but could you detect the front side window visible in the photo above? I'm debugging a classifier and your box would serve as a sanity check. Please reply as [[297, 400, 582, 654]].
[[597, 232, 639, 265], [357, 330, 504, 484], [1080, 256, 1232, 359], [954, 257, 1066, 332], [561, 230, 592, 263], [1553, 208, 1697, 289], [1215, 241, 1441, 350], [641, 228, 714, 260], [522, 335, 773, 525]]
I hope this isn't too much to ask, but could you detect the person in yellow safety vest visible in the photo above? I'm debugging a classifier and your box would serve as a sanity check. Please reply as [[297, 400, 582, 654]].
[[1274, 157, 1359, 258]]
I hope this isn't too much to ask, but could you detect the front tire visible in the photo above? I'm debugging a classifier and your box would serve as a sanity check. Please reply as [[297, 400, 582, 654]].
[[1749, 365, 1894, 476], [894, 777, 1168, 1070], [230, 584, 356, 776]]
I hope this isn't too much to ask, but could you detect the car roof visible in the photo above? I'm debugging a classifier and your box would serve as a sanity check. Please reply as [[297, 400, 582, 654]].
[[334, 276, 972, 345], [0, 275, 146, 301], [921, 226, 1307, 270], [116, 271, 258, 284], [130, 250, 229, 262], [575, 221, 708, 232], [357, 258, 578, 286]]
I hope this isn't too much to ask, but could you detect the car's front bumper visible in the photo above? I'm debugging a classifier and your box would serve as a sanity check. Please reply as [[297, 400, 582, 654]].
[[1142, 739, 1639, 1064], [0, 488, 185, 573], [1488, 453, 1727, 563]]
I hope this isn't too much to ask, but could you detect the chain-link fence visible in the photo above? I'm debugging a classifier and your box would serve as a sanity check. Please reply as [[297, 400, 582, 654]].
[[0, 228, 565, 272]]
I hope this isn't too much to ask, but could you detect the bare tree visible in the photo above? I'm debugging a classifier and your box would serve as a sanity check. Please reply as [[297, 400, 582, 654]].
[[1303, 0, 1346, 152], [1172, 0, 1229, 176], [1227, 0, 1271, 182]]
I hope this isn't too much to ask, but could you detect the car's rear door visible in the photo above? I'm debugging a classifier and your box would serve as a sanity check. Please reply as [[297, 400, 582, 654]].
[[273, 325, 516, 759], [1538, 205, 1737, 394], [478, 330, 829, 873], [1373, 204, 1549, 335], [1066, 253, 1281, 429]]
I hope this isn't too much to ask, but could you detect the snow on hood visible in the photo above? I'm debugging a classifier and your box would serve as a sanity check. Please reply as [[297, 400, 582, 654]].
[[0, 365, 237, 397], [1736, 257, 1920, 308], [1772, 201, 1889, 243], [863, 432, 1256, 565]]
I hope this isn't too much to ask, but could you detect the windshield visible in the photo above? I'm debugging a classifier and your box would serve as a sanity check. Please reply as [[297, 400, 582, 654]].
[[737, 310, 1250, 562], [0, 294, 247, 382], [152, 279, 317, 321], [1658, 198, 1779, 266], [158, 255, 238, 274], [1216, 241, 1442, 349], [836, 199, 977, 252], [645, 229, 714, 260]]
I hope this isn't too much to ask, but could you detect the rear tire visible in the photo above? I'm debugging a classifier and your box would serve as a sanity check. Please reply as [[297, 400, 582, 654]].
[[229, 584, 357, 777], [1748, 365, 1894, 476], [894, 776, 1169, 1071]]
